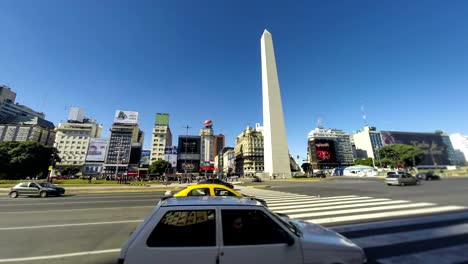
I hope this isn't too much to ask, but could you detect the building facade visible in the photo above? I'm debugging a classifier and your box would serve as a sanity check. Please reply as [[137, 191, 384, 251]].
[[177, 136, 201, 173], [352, 126, 384, 160], [307, 127, 354, 169], [213, 134, 225, 159], [0, 85, 45, 122], [0, 116, 55, 146], [150, 113, 172, 164], [450, 133, 468, 164], [437, 131, 458, 165], [235, 126, 264, 176]]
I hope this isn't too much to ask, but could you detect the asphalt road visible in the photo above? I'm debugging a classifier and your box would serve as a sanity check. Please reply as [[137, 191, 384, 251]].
[[0, 178, 467, 264]]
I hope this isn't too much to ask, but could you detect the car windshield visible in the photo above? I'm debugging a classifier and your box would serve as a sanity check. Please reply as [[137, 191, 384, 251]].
[[270, 212, 302, 237], [38, 182, 55, 188]]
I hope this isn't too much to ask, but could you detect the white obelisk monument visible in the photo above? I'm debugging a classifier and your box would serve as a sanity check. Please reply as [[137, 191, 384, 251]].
[[261, 29, 291, 178]]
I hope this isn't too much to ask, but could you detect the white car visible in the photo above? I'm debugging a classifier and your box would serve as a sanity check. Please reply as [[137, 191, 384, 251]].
[[118, 196, 366, 264]]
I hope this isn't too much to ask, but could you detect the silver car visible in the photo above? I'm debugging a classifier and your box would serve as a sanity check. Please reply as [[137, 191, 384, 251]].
[[385, 172, 419, 186]]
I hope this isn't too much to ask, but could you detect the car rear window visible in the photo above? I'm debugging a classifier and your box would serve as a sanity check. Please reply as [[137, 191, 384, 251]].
[[387, 175, 398, 178], [147, 210, 216, 247]]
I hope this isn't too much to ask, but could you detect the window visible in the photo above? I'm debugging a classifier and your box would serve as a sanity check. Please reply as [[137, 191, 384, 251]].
[[147, 210, 216, 247], [19, 183, 28, 187], [29, 183, 38, 188], [187, 188, 210, 196], [214, 188, 237, 196], [221, 209, 289, 246]]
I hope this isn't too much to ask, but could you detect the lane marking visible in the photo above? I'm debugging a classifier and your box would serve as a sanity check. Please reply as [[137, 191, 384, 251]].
[[0, 205, 153, 214], [268, 198, 391, 210], [377, 243, 468, 264], [309, 206, 466, 224], [289, 203, 435, 218], [0, 198, 156, 207], [260, 195, 357, 202], [0, 220, 143, 231], [276, 200, 410, 214], [267, 197, 374, 207], [353, 222, 468, 248], [0, 249, 121, 263]]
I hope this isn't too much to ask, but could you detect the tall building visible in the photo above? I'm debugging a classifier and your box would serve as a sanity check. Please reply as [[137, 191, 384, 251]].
[[436, 131, 458, 165], [214, 146, 234, 175], [352, 125, 384, 160], [307, 127, 354, 169], [103, 110, 144, 177], [450, 133, 468, 163], [177, 135, 201, 173], [0, 85, 45, 122], [200, 120, 214, 166], [150, 113, 172, 163], [213, 134, 225, 158], [235, 125, 264, 176], [261, 30, 291, 178], [55, 119, 103, 169], [0, 116, 55, 146]]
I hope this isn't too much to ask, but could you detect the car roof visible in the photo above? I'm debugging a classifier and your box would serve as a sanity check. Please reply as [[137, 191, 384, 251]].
[[192, 183, 233, 189], [160, 196, 261, 207]]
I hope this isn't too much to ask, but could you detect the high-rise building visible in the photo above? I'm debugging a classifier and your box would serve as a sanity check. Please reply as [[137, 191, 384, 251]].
[[450, 133, 468, 164], [235, 126, 264, 176], [103, 110, 144, 177], [0, 85, 45, 122], [436, 131, 458, 165], [0, 116, 55, 146], [177, 135, 201, 173], [352, 126, 384, 160], [307, 127, 354, 169], [150, 113, 172, 163], [213, 134, 225, 159]]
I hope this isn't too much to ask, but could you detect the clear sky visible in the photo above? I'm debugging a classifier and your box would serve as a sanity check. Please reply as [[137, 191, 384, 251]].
[[1, 0, 467, 160]]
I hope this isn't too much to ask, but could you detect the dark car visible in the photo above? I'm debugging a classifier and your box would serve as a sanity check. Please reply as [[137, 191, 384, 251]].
[[9, 182, 66, 198], [416, 171, 441, 181], [314, 171, 327, 178], [198, 178, 234, 189]]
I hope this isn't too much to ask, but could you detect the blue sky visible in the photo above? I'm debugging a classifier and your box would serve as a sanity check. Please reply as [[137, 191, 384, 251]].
[[1, 0, 467, 160]]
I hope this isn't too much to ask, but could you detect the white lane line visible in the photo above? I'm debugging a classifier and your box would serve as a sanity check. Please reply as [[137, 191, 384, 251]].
[[267, 197, 374, 207], [0, 198, 156, 207], [290, 203, 435, 218], [309, 206, 466, 224], [255, 195, 312, 200], [258, 195, 355, 201], [268, 198, 391, 210], [0, 249, 121, 263], [276, 200, 410, 214], [261, 196, 356, 202], [332, 210, 468, 233], [377, 243, 468, 264], [0, 220, 144, 231], [353, 223, 468, 248], [0, 205, 153, 214]]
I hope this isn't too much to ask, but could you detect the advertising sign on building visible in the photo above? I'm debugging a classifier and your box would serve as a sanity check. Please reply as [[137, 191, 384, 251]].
[[86, 138, 108, 161], [140, 150, 151, 166], [155, 113, 169, 126], [164, 146, 178, 168], [114, 110, 139, 124]]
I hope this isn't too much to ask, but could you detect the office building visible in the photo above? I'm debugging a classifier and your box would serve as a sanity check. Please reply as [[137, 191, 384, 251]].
[[450, 133, 468, 163], [214, 134, 225, 158], [235, 125, 264, 176], [352, 126, 384, 160], [307, 127, 354, 169], [177, 135, 201, 173], [437, 131, 458, 165], [214, 146, 234, 176], [200, 123, 214, 166], [0, 116, 55, 146], [0, 85, 45, 122], [150, 113, 172, 163], [103, 110, 144, 177]]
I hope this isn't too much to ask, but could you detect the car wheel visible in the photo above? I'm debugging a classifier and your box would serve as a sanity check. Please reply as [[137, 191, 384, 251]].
[[40, 191, 48, 198], [387, 183, 391, 186], [9, 191, 18, 198]]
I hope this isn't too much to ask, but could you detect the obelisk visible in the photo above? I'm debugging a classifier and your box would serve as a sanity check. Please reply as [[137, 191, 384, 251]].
[[261, 29, 291, 178]]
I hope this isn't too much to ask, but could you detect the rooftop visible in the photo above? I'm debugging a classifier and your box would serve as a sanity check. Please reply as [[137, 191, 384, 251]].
[[161, 196, 261, 207]]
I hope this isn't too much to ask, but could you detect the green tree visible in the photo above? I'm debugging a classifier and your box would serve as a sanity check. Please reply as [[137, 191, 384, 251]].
[[301, 163, 313, 175], [0, 141, 60, 180], [378, 144, 425, 168], [149, 160, 172, 175], [354, 158, 374, 166]]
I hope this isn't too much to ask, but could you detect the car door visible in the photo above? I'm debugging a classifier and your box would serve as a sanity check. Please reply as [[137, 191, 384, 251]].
[[124, 207, 220, 264], [219, 208, 302, 264], [27, 182, 40, 196], [16, 183, 30, 196]]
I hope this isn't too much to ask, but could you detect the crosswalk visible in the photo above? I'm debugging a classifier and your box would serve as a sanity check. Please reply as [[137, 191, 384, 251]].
[[240, 188, 468, 263]]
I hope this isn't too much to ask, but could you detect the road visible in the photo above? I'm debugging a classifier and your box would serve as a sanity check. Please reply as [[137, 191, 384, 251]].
[[0, 178, 467, 263]]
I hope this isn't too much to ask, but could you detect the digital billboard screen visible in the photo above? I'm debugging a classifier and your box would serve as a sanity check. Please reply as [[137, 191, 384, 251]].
[[178, 137, 200, 154], [309, 139, 338, 168], [86, 138, 108, 162], [114, 110, 139, 124], [380, 131, 449, 165], [140, 150, 151, 166]]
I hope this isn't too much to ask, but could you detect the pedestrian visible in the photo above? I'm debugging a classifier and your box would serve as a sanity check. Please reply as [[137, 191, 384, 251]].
[[88, 176, 92, 184]]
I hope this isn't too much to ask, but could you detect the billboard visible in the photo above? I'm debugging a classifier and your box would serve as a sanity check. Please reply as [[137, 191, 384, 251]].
[[86, 138, 108, 161], [309, 139, 338, 169], [140, 150, 151, 166], [164, 146, 178, 155], [155, 113, 169, 126], [178, 136, 201, 154], [380, 131, 449, 165], [114, 110, 139, 124]]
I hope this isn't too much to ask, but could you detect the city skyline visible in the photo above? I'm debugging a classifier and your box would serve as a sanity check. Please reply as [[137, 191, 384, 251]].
[[1, 1, 468, 160]]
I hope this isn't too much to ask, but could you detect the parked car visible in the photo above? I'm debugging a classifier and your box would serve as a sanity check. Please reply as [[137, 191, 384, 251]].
[[252, 175, 263, 182], [416, 171, 441, 181], [9, 182, 66, 198], [166, 184, 267, 207], [118, 197, 366, 264], [198, 178, 234, 189], [385, 173, 419, 186], [313, 170, 327, 178]]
